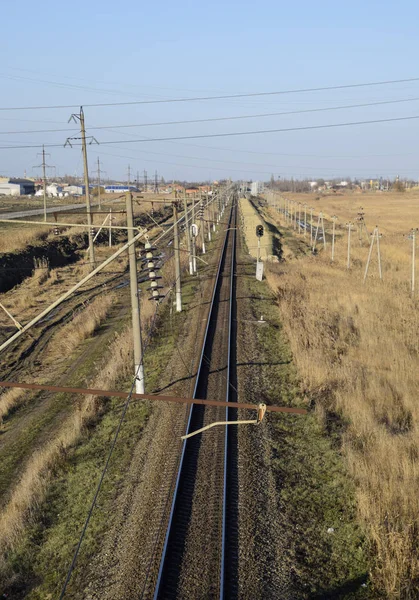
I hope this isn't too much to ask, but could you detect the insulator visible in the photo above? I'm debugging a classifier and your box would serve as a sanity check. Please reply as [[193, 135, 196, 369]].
[[54, 227, 59, 235]]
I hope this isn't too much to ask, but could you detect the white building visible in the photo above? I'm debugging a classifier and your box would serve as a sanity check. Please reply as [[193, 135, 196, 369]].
[[251, 181, 264, 196], [62, 185, 83, 196], [0, 178, 35, 196]]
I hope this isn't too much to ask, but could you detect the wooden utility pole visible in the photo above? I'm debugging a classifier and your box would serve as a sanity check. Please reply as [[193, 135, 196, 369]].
[[173, 202, 182, 312], [126, 191, 145, 393]]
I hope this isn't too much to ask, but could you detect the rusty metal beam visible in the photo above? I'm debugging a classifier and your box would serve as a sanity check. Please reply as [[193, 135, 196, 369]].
[[0, 381, 307, 415]]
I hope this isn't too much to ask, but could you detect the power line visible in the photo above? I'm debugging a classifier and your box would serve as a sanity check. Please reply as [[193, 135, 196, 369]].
[[3, 96, 419, 135], [1, 114, 419, 150], [1, 76, 419, 111]]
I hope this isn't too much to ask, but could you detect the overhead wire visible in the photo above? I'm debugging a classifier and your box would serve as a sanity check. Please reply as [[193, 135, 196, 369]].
[[1, 76, 419, 110], [2, 95, 419, 135], [2, 113, 419, 150]]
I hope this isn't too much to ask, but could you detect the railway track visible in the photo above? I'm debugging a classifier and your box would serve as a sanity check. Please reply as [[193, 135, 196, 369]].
[[151, 197, 238, 599]]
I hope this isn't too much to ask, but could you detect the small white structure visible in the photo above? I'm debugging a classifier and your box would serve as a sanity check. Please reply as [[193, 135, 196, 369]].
[[251, 181, 264, 196], [63, 185, 83, 196], [46, 183, 63, 197]]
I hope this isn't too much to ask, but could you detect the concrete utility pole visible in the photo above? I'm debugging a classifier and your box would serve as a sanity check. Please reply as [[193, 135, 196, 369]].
[[191, 196, 197, 273], [410, 228, 417, 296], [331, 216, 337, 262], [80, 108, 95, 269], [66, 107, 97, 269], [173, 202, 182, 312], [127, 164, 131, 190], [126, 191, 145, 394], [346, 222, 355, 269], [33, 145, 54, 222], [95, 157, 105, 210], [183, 192, 193, 275], [200, 198, 206, 254]]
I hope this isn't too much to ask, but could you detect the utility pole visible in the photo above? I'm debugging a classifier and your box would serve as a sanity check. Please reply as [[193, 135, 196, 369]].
[[126, 191, 145, 394], [144, 170, 148, 192], [65, 107, 98, 270], [154, 170, 159, 194], [364, 227, 382, 283], [310, 207, 314, 245], [33, 145, 54, 222], [173, 201, 182, 312], [127, 164, 131, 190], [94, 157, 105, 210], [304, 204, 307, 237], [331, 216, 337, 262], [409, 228, 417, 296], [183, 191, 193, 275], [199, 198, 206, 254], [191, 196, 197, 273], [346, 222, 355, 269], [298, 202, 302, 233]]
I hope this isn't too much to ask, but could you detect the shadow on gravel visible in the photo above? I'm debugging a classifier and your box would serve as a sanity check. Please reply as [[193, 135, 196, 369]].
[[309, 573, 369, 599]]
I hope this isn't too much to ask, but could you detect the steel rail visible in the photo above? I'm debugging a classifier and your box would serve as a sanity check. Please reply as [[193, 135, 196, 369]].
[[220, 199, 236, 598], [152, 198, 234, 600]]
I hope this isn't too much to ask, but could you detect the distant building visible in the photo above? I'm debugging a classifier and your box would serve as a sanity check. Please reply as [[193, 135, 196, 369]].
[[251, 181, 264, 196], [62, 185, 84, 196], [46, 183, 63, 197], [0, 178, 35, 196], [104, 185, 138, 193]]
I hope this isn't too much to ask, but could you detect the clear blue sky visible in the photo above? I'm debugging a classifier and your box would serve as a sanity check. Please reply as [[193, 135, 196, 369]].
[[1, 0, 419, 183]]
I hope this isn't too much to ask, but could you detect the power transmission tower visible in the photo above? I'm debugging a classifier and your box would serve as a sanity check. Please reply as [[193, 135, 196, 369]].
[[143, 170, 148, 192], [154, 170, 159, 194], [33, 145, 54, 222], [65, 107, 98, 269], [93, 157, 106, 210]]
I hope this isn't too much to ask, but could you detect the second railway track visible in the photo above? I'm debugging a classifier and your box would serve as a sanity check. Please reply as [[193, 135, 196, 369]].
[[152, 196, 238, 600]]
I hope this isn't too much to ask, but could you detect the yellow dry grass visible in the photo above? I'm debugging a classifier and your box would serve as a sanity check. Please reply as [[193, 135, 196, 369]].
[[0, 388, 28, 424], [0, 292, 155, 581], [55, 293, 116, 355], [258, 192, 419, 598]]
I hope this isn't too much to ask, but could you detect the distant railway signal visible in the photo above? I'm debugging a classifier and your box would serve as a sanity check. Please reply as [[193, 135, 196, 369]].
[[256, 224, 264, 237]]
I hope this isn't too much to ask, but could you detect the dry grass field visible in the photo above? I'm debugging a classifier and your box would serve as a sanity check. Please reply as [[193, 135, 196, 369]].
[[254, 190, 419, 598]]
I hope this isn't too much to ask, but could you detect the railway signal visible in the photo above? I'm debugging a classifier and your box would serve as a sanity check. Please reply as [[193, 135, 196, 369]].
[[256, 224, 264, 281]]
